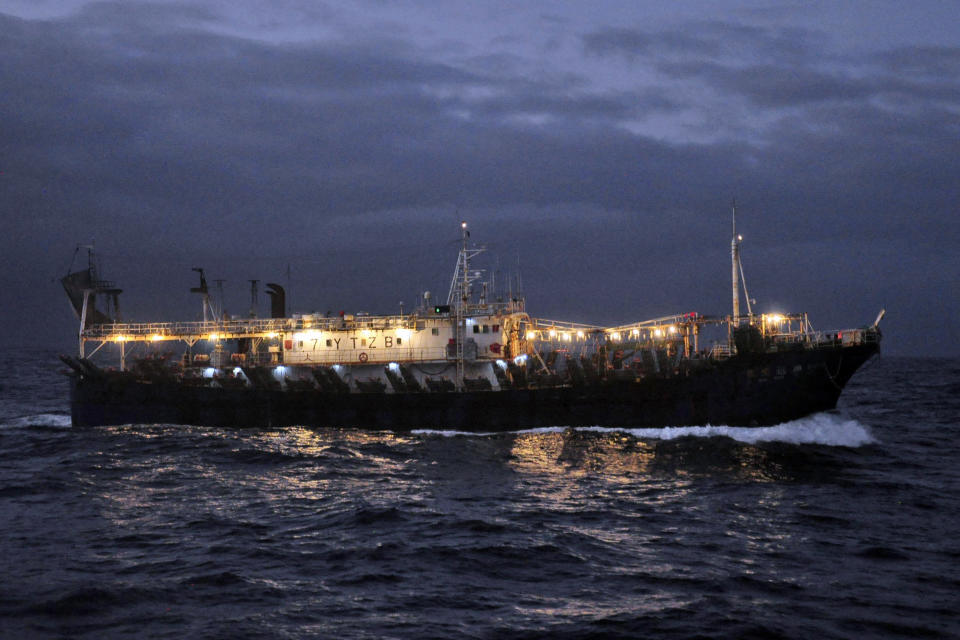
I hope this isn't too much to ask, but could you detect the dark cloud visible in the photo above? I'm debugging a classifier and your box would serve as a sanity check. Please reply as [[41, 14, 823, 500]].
[[878, 45, 960, 78], [583, 21, 818, 65], [656, 61, 873, 106], [584, 26, 715, 59], [0, 4, 957, 355]]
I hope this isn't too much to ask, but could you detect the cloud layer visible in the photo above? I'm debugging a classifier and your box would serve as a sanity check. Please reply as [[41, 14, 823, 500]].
[[1, 2, 957, 354]]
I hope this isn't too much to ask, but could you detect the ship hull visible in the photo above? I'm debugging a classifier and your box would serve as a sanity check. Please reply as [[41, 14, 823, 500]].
[[69, 343, 878, 430]]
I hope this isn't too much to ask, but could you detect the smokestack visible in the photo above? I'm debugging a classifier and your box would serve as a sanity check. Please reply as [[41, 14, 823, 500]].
[[265, 283, 285, 319]]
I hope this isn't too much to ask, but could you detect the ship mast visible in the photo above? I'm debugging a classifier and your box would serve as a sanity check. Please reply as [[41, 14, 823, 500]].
[[63, 243, 122, 359], [730, 201, 753, 322], [456, 222, 467, 389], [731, 203, 740, 321], [447, 221, 485, 390]]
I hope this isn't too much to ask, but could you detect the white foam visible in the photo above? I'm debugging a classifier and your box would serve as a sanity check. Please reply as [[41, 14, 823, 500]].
[[1, 414, 73, 429], [413, 413, 876, 447]]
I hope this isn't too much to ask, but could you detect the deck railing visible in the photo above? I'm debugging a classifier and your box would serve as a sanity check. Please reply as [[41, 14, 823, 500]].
[[81, 314, 422, 342]]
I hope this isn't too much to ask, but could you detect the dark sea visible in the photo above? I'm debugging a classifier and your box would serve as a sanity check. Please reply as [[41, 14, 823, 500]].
[[1, 350, 958, 639]]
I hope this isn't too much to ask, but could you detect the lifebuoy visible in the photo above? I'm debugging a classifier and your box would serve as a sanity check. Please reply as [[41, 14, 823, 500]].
[[358, 352, 369, 363]]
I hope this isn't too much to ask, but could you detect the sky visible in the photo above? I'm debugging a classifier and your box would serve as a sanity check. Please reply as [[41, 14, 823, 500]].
[[1, 1, 958, 356]]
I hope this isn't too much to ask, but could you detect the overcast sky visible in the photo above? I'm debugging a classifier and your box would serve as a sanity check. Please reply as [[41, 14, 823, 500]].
[[1, 1, 958, 355]]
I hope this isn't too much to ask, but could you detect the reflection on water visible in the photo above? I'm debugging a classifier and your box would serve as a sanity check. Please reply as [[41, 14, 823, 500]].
[[509, 429, 657, 477], [504, 428, 836, 483], [410, 412, 874, 482], [82, 414, 865, 535]]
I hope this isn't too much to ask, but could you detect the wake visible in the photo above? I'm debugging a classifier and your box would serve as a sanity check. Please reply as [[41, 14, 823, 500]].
[[413, 412, 876, 447], [0, 413, 73, 429]]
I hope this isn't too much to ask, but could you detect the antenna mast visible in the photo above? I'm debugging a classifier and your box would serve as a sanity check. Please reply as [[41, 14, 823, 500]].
[[446, 221, 486, 390], [730, 200, 753, 322], [731, 201, 740, 321]]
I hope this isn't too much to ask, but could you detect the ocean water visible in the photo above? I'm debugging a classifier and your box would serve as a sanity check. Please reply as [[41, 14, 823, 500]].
[[1, 350, 958, 639]]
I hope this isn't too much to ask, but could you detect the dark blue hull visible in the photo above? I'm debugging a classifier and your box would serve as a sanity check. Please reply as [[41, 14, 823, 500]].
[[69, 344, 878, 430]]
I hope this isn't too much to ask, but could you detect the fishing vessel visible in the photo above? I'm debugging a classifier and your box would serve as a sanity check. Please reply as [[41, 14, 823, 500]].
[[61, 220, 882, 430]]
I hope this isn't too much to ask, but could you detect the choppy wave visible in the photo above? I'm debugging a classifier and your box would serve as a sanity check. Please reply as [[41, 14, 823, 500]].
[[413, 412, 876, 447], [1, 353, 957, 640], [1, 413, 72, 429]]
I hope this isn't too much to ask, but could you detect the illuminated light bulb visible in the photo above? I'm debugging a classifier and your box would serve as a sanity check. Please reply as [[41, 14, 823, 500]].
[[150, 334, 163, 342], [549, 329, 557, 338], [208, 333, 219, 342], [577, 331, 585, 339], [526, 331, 536, 340]]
